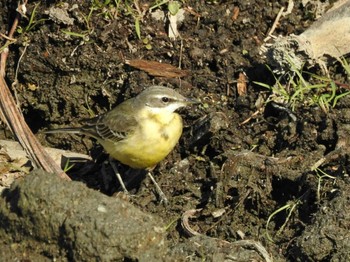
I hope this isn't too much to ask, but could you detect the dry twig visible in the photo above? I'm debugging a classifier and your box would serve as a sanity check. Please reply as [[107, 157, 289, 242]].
[[0, 1, 69, 179], [180, 207, 273, 262]]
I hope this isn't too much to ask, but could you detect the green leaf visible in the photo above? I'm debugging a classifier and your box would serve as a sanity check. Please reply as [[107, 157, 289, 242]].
[[168, 1, 180, 16], [135, 18, 141, 39]]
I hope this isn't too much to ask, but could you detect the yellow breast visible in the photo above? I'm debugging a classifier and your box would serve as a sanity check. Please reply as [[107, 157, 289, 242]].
[[100, 110, 183, 169]]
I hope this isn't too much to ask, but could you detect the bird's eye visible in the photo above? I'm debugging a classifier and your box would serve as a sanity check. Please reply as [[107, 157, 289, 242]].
[[161, 97, 170, 103]]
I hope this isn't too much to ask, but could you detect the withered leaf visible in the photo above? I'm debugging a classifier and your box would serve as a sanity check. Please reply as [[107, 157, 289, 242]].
[[125, 59, 189, 78], [237, 72, 248, 96]]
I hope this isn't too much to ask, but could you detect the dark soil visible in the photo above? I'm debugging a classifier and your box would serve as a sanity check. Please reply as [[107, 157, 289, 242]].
[[1, 0, 350, 261]]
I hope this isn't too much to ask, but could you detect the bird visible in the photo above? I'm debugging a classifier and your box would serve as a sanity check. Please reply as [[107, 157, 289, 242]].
[[45, 86, 198, 202]]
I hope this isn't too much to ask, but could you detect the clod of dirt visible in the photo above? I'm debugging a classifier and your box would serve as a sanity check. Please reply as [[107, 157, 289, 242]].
[[46, 4, 74, 25], [170, 235, 271, 262], [188, 112, 229, 148], [0, 170, 167, 261], [263, 1, 350, 73], [291, 180, 350, 261]]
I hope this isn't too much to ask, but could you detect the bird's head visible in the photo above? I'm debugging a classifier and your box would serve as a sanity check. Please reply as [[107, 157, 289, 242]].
[[137, 86, 199, 114]]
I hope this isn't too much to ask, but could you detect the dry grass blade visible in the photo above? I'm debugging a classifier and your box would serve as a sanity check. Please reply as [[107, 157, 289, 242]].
[[0, 1, 69, 179], [0, 76, 70, 179]]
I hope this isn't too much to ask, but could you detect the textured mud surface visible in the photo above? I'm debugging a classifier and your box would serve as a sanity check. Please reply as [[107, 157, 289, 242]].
[[0, 0, 350, 261]]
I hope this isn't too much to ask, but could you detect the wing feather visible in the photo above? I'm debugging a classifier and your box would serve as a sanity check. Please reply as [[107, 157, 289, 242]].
[[80, 100, 138, 142]]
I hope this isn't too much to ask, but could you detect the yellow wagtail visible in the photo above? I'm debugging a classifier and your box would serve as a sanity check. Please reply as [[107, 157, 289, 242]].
[[46, 86, 198, 202]]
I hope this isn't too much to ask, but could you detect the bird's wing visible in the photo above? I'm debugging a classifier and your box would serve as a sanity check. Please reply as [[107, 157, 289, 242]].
[[80, 101, 138, 142]]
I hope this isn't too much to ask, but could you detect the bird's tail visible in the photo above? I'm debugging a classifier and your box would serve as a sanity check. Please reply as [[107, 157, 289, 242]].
[[44, 127, 82, 134]]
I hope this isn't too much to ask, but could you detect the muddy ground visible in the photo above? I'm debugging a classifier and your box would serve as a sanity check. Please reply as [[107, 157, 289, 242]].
[[0, 0, 350, 261]]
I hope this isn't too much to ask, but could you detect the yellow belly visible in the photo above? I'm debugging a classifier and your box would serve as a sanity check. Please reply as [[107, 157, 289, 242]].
[[99, 113, 183, 169]]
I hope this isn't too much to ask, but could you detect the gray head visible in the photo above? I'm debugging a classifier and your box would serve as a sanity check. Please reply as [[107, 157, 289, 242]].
[[136, 86, 197, 113]]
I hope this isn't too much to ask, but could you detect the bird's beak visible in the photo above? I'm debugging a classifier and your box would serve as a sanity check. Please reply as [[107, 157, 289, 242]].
[[185, 98, 201, 105]]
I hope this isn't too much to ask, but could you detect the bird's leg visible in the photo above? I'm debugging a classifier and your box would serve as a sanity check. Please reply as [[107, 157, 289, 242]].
[[101, 161, 111, 192], [109, 159, 129, 194], [147, 171, 168, 205]]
